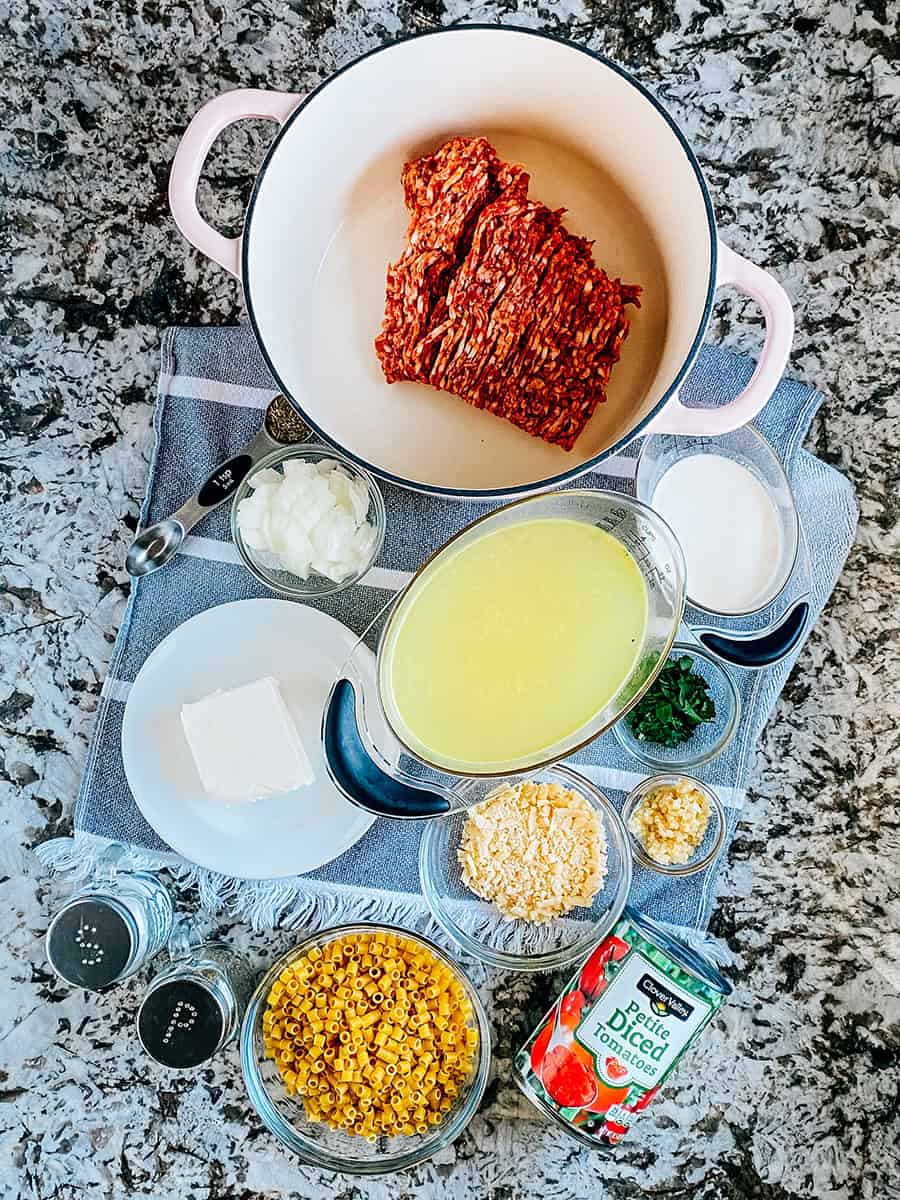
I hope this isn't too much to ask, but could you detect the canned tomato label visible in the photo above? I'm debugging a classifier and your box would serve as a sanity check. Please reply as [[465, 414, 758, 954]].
[[514, 908, 731, 1149]]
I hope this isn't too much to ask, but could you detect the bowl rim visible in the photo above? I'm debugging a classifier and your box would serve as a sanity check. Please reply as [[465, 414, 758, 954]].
[[419, 764, 633, 971], [239, 921, 491, 1175], [621, 771, 726, 877], [229, 443, 387, 599], [611, 640, 742, 769], [634, 423, 801, 618]]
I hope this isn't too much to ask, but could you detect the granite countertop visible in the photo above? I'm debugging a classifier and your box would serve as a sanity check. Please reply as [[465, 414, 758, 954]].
[[3, 0, 899, 1196]]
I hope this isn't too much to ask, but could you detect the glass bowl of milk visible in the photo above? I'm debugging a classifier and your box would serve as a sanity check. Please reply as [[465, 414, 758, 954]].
[[635, 425, 799, 618]]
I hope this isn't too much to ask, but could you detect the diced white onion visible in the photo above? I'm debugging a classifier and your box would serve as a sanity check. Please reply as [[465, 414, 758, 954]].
[[237, 460, 377, 583]]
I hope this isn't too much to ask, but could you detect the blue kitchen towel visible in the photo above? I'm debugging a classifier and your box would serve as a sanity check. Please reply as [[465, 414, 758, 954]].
[[39, 324, 858, 948]]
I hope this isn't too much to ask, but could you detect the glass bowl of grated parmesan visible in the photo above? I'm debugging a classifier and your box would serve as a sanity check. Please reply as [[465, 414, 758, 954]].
[[419, 765, 632, 971]]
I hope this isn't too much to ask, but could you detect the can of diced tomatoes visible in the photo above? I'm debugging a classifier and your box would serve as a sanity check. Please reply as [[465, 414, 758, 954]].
[[514, 907, 731, 1149]]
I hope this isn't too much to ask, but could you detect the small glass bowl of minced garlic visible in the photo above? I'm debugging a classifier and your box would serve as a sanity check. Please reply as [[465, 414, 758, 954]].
[[622, 774, 725, 876]]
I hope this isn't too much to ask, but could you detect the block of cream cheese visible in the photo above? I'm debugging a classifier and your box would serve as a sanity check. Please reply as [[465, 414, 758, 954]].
[[180, 676, 314, 804]]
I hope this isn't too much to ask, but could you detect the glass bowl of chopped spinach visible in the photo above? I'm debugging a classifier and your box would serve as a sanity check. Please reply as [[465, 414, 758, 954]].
[[612, 643, 741, 770]]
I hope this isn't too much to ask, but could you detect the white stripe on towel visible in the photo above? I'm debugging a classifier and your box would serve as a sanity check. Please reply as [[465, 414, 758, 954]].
[[160, 373, 277, 411], [180, 535, 412, 592], [577, 762, 744, 810], [359, 565, 412, 591], [157, 372, 638, 481], [101, 677, 133, 703], [593, 455, 637, 480], [181, 534, 243, 564]]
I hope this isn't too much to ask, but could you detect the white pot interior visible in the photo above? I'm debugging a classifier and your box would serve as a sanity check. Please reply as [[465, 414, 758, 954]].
[[245, 28, 714, 494]]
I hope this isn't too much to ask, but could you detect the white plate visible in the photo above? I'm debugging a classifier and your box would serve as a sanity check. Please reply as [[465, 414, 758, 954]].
[[121, 599, 383, 879]]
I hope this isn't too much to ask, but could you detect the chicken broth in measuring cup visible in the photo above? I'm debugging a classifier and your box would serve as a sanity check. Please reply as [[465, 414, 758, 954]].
[[379, 517, 648, 772]]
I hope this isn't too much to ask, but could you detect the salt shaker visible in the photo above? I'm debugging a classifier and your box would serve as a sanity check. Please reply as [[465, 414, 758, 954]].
[[45, 870, 174, 992], [137, 930, 257, 1069]]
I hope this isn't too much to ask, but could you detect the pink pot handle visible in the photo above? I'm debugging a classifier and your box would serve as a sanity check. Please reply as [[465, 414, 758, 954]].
[[645, 240, 794, 436], [169, 88, 302, 279]]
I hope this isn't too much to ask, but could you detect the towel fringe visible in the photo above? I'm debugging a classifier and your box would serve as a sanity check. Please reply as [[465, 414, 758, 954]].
[[35, 836, 739, 963], [34, 833, 440, 937]]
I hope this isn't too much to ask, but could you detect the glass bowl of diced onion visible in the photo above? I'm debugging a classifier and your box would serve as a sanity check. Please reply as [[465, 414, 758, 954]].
[[240, 923, 491, 1175], [419, 765, 632, 972], [230, 444, 386, 599]]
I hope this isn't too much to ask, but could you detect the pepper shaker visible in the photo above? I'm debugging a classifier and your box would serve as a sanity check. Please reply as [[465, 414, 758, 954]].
[[137, 925, 258, 1069]]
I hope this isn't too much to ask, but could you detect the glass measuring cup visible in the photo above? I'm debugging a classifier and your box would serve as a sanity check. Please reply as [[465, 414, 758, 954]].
[[322, 490, 686, 818]]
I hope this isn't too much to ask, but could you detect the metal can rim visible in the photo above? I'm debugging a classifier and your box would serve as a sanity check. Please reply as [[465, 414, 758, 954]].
[[622, 906, 732, 997]]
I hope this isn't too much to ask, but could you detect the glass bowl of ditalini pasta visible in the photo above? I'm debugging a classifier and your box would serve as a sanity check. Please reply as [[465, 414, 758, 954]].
[[240, 923, 491, 1173]]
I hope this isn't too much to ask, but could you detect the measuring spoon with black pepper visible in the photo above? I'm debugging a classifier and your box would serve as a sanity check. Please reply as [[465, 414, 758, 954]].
[[125, 395, 310, 578]]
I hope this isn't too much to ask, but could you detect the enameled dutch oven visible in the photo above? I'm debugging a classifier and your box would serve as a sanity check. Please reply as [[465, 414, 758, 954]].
[[169, 26, 793, 501]]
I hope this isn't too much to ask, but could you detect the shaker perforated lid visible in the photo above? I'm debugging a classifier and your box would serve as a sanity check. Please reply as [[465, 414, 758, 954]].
[[46, 897, 134, 991], [138, 978, 227, 1068]]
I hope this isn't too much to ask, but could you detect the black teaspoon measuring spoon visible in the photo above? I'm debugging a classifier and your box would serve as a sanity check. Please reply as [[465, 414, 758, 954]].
[[125, 395, 309, 578]]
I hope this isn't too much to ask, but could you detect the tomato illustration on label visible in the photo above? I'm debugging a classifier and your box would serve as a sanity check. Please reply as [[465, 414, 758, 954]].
[[605, 1056, 628, 1082], [540, 1044, 598, 1108], [529, 991, 586, 1074], [578, 935, 629, 999], [585, 1080, 630, 1113], [529, 1020, 553, 1074], [559, 989, 585, 1030], [570, 1041, 595, 1071]]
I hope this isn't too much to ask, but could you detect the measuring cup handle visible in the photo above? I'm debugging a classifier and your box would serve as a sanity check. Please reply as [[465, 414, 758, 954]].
[[322, 680, 451, 818], [698, 601, 810, 669]]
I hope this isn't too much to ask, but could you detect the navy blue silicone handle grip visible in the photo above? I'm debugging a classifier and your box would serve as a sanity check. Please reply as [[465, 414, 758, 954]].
[[698, 601, 810, 669], [322, 679, 451, 818]]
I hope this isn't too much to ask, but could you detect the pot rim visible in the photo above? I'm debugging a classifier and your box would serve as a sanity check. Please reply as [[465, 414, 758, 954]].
[[241, 24, 719, 500]]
